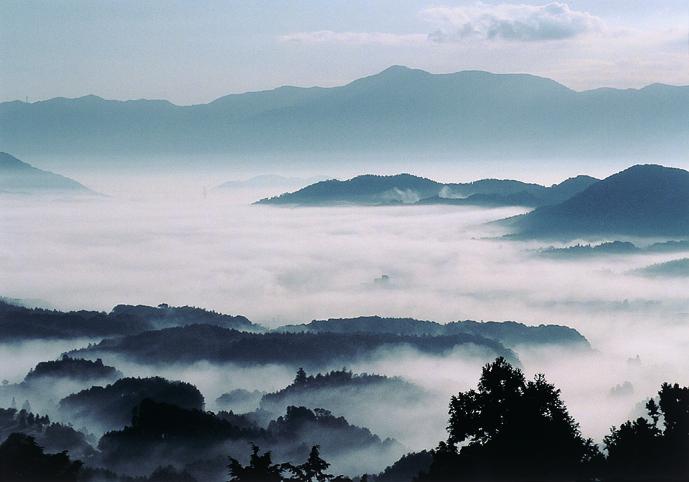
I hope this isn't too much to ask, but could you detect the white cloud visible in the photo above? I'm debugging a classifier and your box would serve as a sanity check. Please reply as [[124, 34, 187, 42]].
[[423, 2, 604, 42], [279, 30, 426, 46], [277, 3, 605, 48]]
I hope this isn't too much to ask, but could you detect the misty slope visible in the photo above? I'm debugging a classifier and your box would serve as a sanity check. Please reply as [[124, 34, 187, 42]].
[[635, 258, 689, 278], [540, 241, 641, 258], [257, 173, 598, 207], [258, 369, 431, 446], [278, 316, 589, 349], [260, 369, 426, 422], [215, 175, 326, 190], [72, 323, 518, 367], [2, 67, 688, 161], [97, 400, 400, 479], [0, 408, 97, 463], [0, 152, 92, 193], [510, 165, 689, 238], [539, 240, 689, 258], [0, 357, 123, 414]]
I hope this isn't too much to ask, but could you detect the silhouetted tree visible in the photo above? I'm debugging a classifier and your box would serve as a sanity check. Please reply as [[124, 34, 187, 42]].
[[284, 445, 332, 482], [419, 357, 600, 481], [605, 382, 689, 481], [0, 433, 82, 482], [228, 444, 283, 482]]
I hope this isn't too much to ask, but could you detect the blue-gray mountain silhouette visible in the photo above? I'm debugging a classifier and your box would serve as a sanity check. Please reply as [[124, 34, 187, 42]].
[[510, 164, 689, 237], [0, 152, 93, 193], [2, 67, 687, 162], [257, 173, 598, 207]]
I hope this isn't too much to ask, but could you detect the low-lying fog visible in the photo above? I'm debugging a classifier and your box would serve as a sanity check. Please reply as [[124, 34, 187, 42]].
[[1, 174, 689, 452]]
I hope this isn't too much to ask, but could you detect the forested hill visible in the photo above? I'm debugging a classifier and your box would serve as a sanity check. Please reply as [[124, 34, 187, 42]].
[[257, 173, 598, 207]]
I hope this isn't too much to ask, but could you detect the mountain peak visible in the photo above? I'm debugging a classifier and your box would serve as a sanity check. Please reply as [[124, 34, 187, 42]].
[[616, 164, 686, 176], [378, 65, 417, 75]]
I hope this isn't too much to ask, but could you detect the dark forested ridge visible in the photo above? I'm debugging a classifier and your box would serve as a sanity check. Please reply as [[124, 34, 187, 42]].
[[72, 323, 518, 367], [510, 164, 689, 238], [23, 356, 122, 383], [0, 300, 260, 340], [257, 173, 598, 207], [2, 67, 688, 162], [278, 316, 589, 349]]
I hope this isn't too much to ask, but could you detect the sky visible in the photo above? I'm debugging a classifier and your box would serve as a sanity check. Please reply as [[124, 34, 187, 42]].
[[1, 1, 688, 104]]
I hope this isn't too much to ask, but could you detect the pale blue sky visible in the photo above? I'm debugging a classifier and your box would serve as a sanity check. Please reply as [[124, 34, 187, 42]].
[[1, 1, 688, 104]]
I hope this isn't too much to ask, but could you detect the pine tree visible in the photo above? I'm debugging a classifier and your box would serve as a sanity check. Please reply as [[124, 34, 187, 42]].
[[294, 368, 307, 385], [228, 444, 283, 482]]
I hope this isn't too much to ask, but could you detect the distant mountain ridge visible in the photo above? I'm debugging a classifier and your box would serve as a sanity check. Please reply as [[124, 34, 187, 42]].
[[0, 152, 93, 194], [510, 164, 689, 238], [257, 173, 599, 207], [2, 66, 688, 163]]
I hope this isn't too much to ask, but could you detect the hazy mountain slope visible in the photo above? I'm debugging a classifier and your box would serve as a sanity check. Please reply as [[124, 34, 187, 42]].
[[635, 258, 689, 278], [2, 67, 687, 162], [511, 165, 689, 237], [0, 152, 92, 193]]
